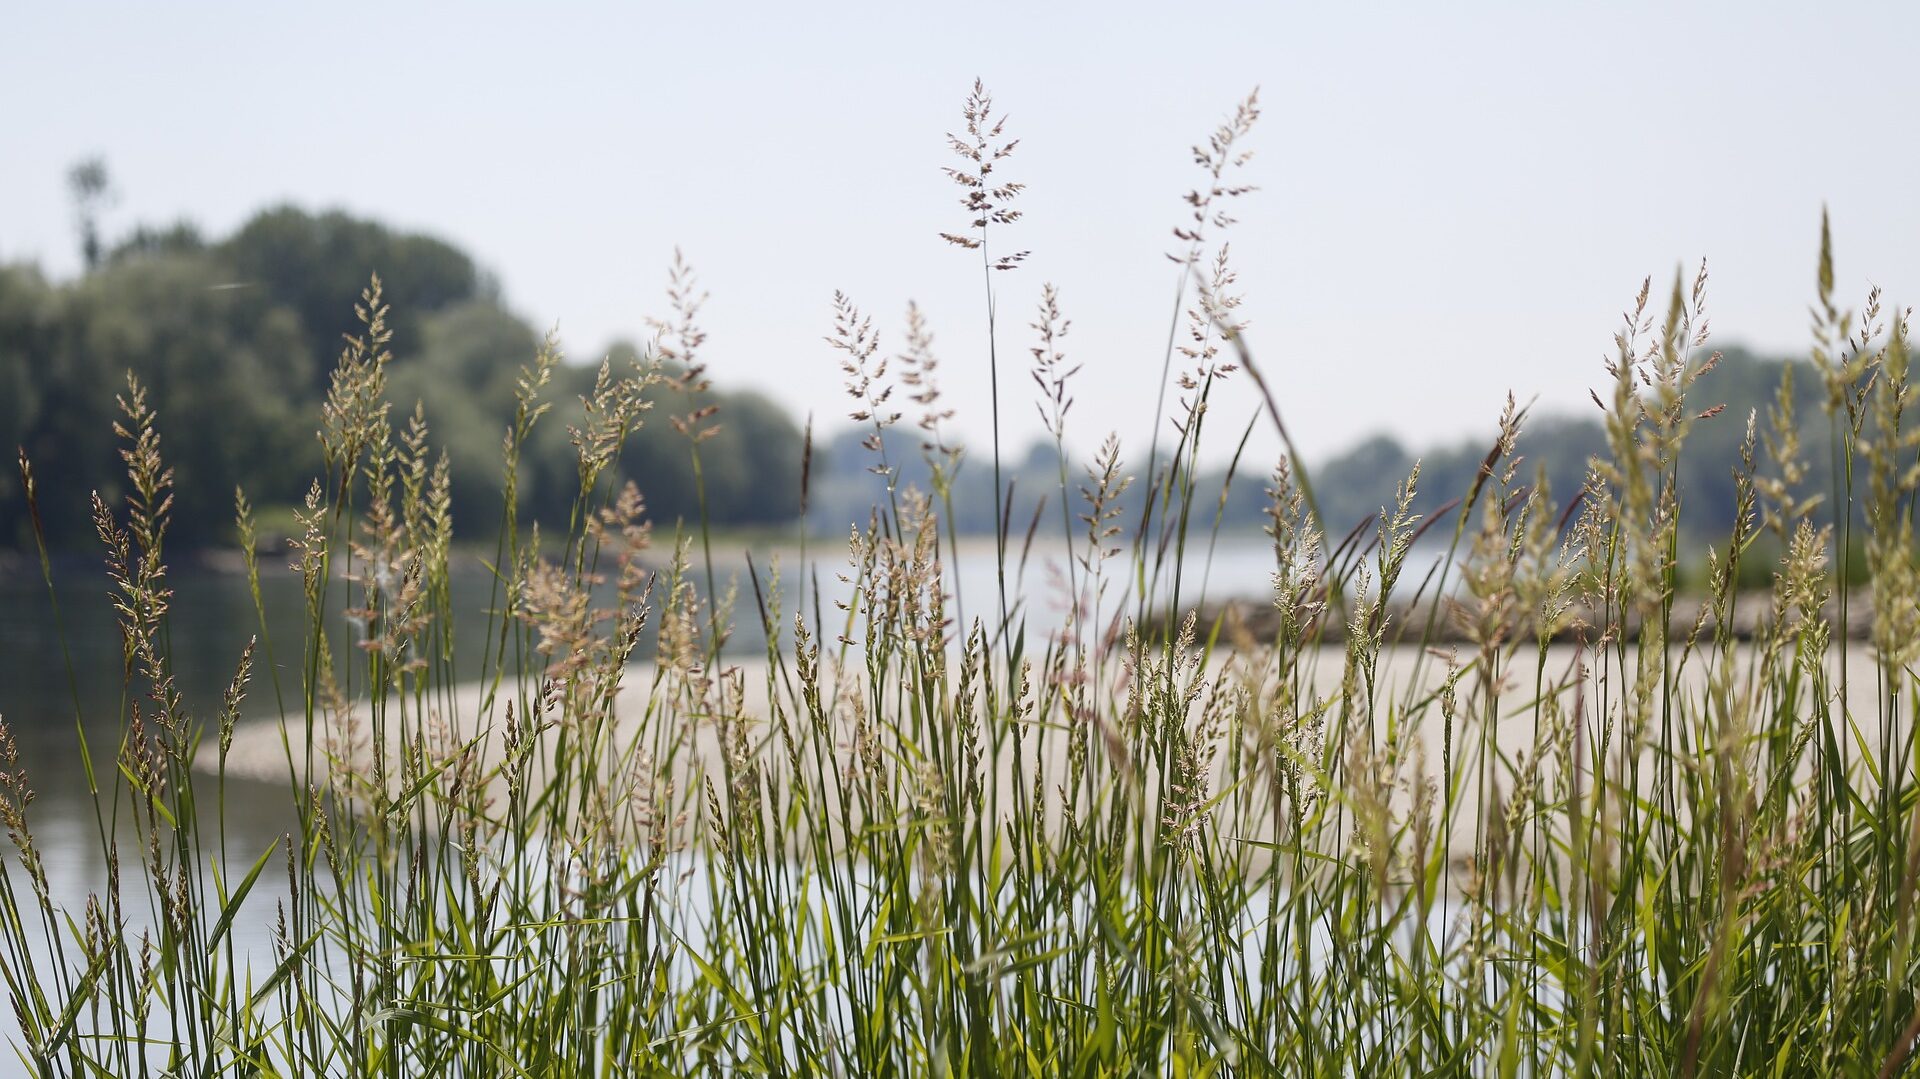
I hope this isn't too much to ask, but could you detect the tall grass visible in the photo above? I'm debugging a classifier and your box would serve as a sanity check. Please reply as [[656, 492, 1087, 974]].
[[3, 86, 1919, 1077]]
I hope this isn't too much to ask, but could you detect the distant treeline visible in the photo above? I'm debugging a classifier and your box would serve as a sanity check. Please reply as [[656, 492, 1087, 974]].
[[0, 205, 802, 550], [1286, 344, 1825, 544], [808, 346, 1845, 557], [1, 197, 1844, 556]]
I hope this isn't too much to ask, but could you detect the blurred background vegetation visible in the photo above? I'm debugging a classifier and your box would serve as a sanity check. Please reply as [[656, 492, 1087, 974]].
[[0, 160, 805, 552], [0, 159, 1842, 567]]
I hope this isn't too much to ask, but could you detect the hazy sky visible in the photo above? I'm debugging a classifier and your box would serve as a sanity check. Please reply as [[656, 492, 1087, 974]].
[[7, 1, 1919, 466]]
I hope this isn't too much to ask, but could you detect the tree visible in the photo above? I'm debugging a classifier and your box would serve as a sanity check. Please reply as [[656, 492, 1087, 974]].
[[220, 207, 481, 396], [67, 157, 116, 272]]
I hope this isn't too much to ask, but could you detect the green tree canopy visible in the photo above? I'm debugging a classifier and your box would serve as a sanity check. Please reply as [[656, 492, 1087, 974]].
[[3, 200, 805, 552]]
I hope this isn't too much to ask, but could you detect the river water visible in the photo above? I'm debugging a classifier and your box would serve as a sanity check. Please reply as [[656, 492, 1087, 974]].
[[8, 531, 1900, 1072], [0, 533, 1301, 1069]]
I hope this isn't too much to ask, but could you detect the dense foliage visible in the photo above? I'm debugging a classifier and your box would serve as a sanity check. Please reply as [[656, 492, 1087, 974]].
[[0, 206, 802, 550]]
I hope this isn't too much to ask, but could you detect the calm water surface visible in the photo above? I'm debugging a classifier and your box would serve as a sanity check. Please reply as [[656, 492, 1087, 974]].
[[0, 535, 1296, 1070]]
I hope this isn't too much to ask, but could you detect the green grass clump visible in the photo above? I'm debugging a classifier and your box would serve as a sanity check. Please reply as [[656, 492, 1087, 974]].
[[2, 84, 1920, 1077]]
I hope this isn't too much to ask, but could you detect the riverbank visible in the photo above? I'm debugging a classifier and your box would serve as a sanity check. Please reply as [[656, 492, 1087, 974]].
[[211, 641, 1904, 863], [1148, 590, 1877, 645]]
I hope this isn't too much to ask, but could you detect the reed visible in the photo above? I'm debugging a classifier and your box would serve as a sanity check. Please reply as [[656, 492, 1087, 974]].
[[2, 84, 1918, 1077]]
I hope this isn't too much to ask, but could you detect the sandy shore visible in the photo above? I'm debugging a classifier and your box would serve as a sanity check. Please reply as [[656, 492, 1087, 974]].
[[212, 642, 1910, 861]]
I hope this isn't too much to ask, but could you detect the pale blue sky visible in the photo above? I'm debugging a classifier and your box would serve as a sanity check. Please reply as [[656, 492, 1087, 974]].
[[6, 1, 1918, 463]]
